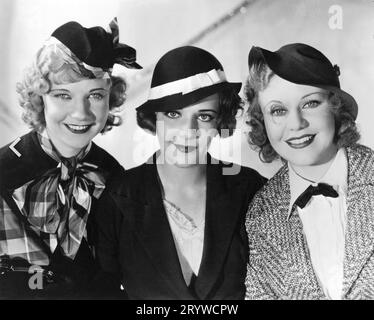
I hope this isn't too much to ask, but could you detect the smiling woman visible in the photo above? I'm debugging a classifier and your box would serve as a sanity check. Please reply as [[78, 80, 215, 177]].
[[42, 79, 111, 157], [0, 18, 141, 298], [259, 78, 338, 172], [244, 43, 374, 300], [154, 94, 219, 167], [93, 46, 266, 300]]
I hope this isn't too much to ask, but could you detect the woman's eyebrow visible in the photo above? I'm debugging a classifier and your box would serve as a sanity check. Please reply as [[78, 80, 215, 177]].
[[264, 100, 283, 108], [198, 109, 218, 113], [301, 91, 326, 99], [89, 88, 109, 92], [49, 88, 69, 92]]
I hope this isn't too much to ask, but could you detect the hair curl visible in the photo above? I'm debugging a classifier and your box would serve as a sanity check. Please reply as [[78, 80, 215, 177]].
[[245, 59, 360, 163], [16, 42, 127, 133], [137, 88, 243, 137]]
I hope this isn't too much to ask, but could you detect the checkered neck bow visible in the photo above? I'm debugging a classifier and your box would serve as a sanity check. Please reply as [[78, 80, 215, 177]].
[[11, 132, 106, 260]]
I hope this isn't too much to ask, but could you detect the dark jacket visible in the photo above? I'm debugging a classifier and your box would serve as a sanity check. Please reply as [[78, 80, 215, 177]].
[[0, 130, 123, 298], [94, 155, 266, 300]]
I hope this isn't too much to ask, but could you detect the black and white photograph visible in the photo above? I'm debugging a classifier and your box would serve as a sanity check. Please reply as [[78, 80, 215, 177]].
[[0, 0, 373, 303]]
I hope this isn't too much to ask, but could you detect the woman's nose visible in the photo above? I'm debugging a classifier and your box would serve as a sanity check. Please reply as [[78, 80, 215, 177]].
[[70, 98, 94, 121], [286, 109, 308, 131], [178, 116, 199, 136]]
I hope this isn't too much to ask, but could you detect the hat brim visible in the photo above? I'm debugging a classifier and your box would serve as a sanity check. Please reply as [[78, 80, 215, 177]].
[[136, 82, 241, 113], [248, 46, 358, 119], [249, 46, 334, 86], [131, 61, 143, 69], [317, 86, 358, 120]]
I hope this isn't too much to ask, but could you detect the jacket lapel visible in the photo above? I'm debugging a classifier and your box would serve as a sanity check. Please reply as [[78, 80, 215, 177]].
[[115, 161, 195, 299], [194, 161, 243, 299], [0, 131, 57, 191], [342, 146, 374, 296], [273, 167, 325, 299]]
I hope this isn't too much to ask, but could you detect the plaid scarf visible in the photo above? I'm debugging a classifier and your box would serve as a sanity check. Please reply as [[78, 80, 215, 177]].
[[11, 131, 106, 260]]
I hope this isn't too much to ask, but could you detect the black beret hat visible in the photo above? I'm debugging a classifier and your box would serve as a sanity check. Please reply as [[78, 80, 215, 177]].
[[248, 43, 358, 119]]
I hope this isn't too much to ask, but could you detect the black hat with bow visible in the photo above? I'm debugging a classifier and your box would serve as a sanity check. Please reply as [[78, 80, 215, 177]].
[[50, 17, 142, 75]]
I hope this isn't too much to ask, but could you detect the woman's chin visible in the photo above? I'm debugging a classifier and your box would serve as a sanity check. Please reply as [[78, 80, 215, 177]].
[[173, 162, 198, 168], [164, 153, 202, 167]]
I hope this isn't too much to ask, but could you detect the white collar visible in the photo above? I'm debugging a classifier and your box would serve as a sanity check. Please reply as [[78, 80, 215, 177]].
[[287, 148, 348, 219]]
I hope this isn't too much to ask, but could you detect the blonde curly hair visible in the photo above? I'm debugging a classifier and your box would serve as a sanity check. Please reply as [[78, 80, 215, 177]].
[[16, 41, 127, 133]]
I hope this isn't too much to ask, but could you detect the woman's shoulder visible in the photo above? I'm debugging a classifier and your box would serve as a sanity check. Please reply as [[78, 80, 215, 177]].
[[252, 164, 288, 194], [0, 131, 37, 161], [210, 157, 266, 184], [234, 163, 267, 182], [0, 131, 55, 189], [346, 144, 374, 162], [346, 144, 374, 181], [86, 143, 123, 174], [230, 164, 268, 197], [246, 165, 289, 214], [104, 161, 149, 198]]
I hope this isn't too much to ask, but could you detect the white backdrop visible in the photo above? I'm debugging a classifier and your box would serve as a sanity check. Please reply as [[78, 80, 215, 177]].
[[0, 0, 373, 178]]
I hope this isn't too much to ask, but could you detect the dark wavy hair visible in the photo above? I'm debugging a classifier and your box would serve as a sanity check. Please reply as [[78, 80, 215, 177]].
[[245, 59, 360, 163], [137, 88, 243, 137], [16, 42, 127, 133]]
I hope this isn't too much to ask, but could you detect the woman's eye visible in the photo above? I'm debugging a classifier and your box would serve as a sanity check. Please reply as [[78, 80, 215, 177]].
[[165, 111, 180, 119], [53, 93, 71, 100], [88, 93, 104, 101], [303, 100, 320, 109], [198, 114, 214, 122], [270, 106, 287, 117]]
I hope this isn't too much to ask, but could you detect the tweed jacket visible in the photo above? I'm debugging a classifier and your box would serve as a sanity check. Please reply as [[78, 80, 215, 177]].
[[245, 144, 374, 300]]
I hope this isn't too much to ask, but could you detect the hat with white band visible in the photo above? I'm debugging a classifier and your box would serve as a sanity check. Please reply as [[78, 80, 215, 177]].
[[136, 46, 241, 112]]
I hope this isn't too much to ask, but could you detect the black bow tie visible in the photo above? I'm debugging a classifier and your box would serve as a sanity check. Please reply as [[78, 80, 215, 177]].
[[294, 183, 339, 209]]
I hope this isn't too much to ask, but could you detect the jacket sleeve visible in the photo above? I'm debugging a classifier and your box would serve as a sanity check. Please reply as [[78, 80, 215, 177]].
[[0, 194, 14, 256], [244, 196, 278, 300], [91, 190, 125, 298]]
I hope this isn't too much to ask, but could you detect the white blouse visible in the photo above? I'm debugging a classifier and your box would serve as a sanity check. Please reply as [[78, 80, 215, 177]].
[[288, 148, 348, 300], [163, 199, 205, 285]]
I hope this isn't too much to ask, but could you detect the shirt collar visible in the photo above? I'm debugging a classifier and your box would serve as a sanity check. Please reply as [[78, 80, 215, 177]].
[[287, 148, 348, 219]]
